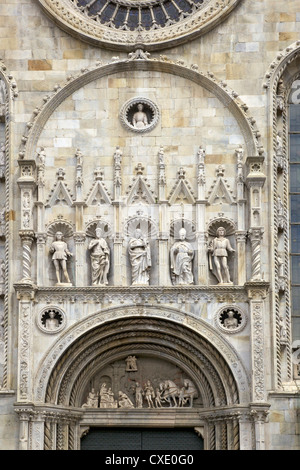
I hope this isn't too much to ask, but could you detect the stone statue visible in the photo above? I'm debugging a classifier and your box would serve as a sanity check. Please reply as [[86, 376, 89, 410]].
[[118, 391, 134, 409], [82, 388, 99, 408], [88, 227, 110, 286], [223, 310, 238, 329], [170, 228, 194, 285], [144, 380, 155, 408], [208, 227, 235, 284], [128, 229, 151, 285], [50, 231, 73, 285], [132, 103, 148, 128], [45, 310, 60, 330], [134, 382, 144, 408], [125, 355, 138, 371]]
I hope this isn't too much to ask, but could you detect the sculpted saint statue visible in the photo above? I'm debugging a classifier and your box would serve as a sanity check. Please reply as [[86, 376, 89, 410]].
[[170, 228, 194, 285], [88, 227, 110, 286], [50, 231, 73, 285], [208, 227, 235, 284], [128, 229, 151, 285], [132, 103, 148, 128]]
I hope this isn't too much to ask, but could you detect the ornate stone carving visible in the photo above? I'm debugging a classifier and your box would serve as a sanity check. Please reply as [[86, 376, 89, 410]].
[[88, 226, 110, 286], [170, 227, 194, 286], [208, 227, 235, 285], [215, 305, 247, 334], [36, 0, 242, 51], [49, 232, 73, 286], [120, 97, 159, 133], [125, 355, 138, 371], [37, 307, 66, 334], [128, 228, 151, 285]]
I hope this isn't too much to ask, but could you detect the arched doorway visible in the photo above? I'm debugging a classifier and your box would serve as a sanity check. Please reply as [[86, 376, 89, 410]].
[[32, 312, 250, 450]]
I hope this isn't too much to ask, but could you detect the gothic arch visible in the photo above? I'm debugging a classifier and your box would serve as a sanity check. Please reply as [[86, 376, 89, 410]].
[[19, 54, 262, 162], [34, 305, 250, 406]]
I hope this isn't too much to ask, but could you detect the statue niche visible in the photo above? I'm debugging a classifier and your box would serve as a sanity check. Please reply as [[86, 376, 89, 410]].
[[50, 231, 73, 286], [128, 228, 151, 286], [208, 226, 235, 285], [170, 227, 194, 285], [88, 226, 110, 286]]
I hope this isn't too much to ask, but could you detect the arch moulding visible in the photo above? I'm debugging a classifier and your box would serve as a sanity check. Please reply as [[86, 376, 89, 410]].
[[19, 52, 263, 161], [34, 305, 251, 405]]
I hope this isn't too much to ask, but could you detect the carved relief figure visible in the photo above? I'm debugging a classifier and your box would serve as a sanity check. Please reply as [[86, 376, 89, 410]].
[[50, 231, 73, 285], [99, 383, 117, 408], [135, 382, 144, 408], [132, 103, 148, 128], [82, 388, 99, 408], [144, 380, 155, 408], [45, 310, 60, 330], [170, 228, 194, 285], [88, 227, 110, 286], [128, 229, 151, 285], [125, 355, 138, 371], [118, 391, 134, 409], [223, 310, 238, 329], [208, 227, 235, 284]]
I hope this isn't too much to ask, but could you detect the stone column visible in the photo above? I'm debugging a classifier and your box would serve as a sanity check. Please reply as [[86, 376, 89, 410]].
[[31, 412, 45, 450], [248, 227, 264, 281], [238, 413, 253, 450], [36, 232, 46, 286], [14, 285, 36, 403], [250, 405, 270, 450], [16, 409, 31, 450], [196, 146, 208, 285], [19, 230, 35, 283], [74, 232, 86, 287], [235, 231, 247, 285], [157, 147, 170, 285], [246, 283, 269, 402]]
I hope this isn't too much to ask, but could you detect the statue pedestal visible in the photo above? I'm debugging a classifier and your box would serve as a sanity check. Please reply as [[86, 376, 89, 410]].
[[55, 282, 72, 287]]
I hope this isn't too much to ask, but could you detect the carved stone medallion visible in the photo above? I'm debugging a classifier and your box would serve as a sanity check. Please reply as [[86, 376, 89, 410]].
[[215, 305, 247, 334], [119, 97, 159, 133], [37, 306, 66, 334]]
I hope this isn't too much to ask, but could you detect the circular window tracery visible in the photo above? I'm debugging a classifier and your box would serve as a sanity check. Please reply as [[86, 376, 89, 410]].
[[38, 0, 242, 50]]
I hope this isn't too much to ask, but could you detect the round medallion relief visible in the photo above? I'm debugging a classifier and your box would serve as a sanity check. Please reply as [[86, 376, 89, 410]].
[[215, 305, 247, 334], [37, 306, 66, 334], [120, 97, 159, 133], [37, 0, 242, 51]]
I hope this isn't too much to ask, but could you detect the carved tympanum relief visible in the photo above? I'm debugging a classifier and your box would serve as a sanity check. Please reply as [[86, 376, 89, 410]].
[[81, 356, 200, 410]]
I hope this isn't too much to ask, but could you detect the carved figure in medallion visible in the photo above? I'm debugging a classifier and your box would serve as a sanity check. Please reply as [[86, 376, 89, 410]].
[[170, 228, 194, 285], [50, 231, 73, 285], [88, 227, 110, 286], [132, 103, 148, 129], [223, 310, 238, 329], [45, 310, 60, 330], [208, 227, 235, 284], [128, 229, 151, 285]]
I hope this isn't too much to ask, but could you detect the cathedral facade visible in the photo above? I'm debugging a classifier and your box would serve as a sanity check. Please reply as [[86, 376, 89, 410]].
[[0, 0, 299, 450]]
